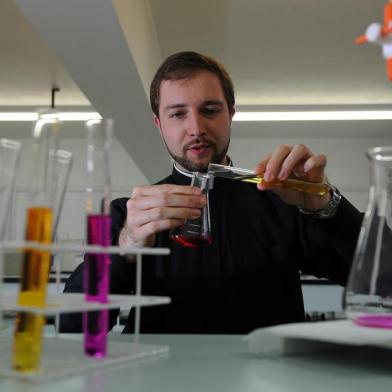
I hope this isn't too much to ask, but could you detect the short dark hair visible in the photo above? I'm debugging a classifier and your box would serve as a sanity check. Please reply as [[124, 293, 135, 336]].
[[150, 51, 235, 117]]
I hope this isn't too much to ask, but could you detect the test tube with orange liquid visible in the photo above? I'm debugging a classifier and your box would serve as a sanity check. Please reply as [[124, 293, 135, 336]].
[[208, 163, 330, 196], [12, 114, 72, 373]]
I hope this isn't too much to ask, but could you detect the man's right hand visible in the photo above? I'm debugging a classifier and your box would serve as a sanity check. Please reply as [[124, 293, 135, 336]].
[[119, 183, 206, 248]]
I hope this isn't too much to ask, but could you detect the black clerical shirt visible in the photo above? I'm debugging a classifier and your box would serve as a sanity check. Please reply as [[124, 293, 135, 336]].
[[61, 165, 362, 334]]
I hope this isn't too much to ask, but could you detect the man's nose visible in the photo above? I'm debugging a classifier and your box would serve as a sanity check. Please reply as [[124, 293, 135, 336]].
[[188, 112, 206, 137]]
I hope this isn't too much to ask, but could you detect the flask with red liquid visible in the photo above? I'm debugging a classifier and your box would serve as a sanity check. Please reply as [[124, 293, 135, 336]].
[[170, 172, 213, 248]]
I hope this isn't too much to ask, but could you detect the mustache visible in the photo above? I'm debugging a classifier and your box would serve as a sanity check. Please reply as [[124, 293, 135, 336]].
[[184, 138, 214, 150]]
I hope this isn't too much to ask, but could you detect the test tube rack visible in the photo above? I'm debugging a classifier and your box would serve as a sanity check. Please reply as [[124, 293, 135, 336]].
[[0, 241, 171, 382]]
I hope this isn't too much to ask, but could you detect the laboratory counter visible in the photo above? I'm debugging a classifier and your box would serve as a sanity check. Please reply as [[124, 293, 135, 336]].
[[1, 333, 392, 392]]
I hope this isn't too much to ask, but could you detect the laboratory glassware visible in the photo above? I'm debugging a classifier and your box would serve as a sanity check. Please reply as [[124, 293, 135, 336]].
[[344, 146, 392, 328], [51, 150, 73, 239], [0, 139, 21, 330], [83, 118, 113, 358], [12, 114, 72, 373], [170, 172, 213, 248], [208, 163, 330, 196], [0, 139, 21, 241]]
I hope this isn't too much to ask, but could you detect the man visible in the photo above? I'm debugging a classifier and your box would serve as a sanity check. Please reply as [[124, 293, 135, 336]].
[[61, 51, 362, 334]]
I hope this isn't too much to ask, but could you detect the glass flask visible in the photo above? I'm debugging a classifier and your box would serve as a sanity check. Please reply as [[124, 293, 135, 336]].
[[344, 146, 392, 328], [83, 118, 113, 358], [169, 172, 213, 248]]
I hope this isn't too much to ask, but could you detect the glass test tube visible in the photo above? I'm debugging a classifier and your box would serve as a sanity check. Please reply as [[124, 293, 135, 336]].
[[0, 139, 21, 331], [12, 114, 72, 373], [0, 139, 21, 241], [208, 163, 330, 196], [83, 119, 113, 358]]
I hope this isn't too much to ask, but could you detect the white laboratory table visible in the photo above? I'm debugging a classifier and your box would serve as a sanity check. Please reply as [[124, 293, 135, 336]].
[[1, 332, 392, 392]]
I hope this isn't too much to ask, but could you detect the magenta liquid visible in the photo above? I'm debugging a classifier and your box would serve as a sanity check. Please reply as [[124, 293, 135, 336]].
[[354, 314, 392, 329], [83, 214, 111, 358]]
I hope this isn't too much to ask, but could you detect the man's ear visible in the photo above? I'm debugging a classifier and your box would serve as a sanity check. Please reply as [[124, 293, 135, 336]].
[[153, 115, 161, 129], [230, 106, 236, 121]]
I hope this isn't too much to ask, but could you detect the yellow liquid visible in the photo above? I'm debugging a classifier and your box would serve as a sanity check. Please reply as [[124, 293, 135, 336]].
[[12, 207, 53, 373], [237, 176, 329, 196]]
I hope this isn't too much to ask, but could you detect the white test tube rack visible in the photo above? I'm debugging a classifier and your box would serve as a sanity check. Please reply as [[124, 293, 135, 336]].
[[0, 241, 171, 382]]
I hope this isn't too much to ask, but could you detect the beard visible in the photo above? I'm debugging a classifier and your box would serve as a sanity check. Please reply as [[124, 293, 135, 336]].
[[166, 138, 230, 173]]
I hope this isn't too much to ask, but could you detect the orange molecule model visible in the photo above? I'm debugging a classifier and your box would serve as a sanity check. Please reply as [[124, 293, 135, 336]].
[[356, 1, 392, 80]]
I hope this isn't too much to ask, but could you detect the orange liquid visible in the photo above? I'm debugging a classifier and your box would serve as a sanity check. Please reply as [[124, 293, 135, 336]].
[[12, 207, 53, 373], [238, 176, 329, 196]]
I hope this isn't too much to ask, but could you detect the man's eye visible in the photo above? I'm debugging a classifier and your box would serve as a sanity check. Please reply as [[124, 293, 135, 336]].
[[169, 111, 185, 119], [203, 107, 220, 116]]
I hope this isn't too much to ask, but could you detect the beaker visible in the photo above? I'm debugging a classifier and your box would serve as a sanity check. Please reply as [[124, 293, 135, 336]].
[[169, 172, 213, 248], [344, 146, 392, 328]]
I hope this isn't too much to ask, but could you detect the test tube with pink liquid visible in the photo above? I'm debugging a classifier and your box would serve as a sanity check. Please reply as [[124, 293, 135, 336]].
[[83, 118, 113, 358]]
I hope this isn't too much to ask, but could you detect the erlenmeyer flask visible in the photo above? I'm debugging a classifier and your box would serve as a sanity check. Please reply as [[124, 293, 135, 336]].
[[344, 146, 392, 328], [169, 172, 213, 248]]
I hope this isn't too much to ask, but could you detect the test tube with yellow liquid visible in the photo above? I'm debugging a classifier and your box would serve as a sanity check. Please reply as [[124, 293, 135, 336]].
[[12, 207, 53, 372], [208, 163, 330, 196], [12, 113, 72, 373]]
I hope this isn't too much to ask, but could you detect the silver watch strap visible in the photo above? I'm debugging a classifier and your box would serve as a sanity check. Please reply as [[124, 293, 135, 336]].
[[298, 185, 342, 219]]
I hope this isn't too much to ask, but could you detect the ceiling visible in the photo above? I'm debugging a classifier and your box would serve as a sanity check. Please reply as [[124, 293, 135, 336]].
[[151, 0, 392, 105], [1, 0, 391, 181], [0, 0, 89, 106]]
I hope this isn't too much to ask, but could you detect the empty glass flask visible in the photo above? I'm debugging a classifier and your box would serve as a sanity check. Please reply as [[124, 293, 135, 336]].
[[344, 146, 392, 328]]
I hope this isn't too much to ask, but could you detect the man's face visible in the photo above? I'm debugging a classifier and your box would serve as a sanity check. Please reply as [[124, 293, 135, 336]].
[[154, 71, 234, 172]]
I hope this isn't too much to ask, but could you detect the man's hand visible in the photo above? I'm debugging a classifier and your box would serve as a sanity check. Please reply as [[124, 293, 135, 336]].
[[119, 184, 206, 248], [254, 144, 331, 210]]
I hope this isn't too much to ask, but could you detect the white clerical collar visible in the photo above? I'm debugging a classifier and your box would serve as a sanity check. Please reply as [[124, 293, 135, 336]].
[[173, 157, 233, 178]]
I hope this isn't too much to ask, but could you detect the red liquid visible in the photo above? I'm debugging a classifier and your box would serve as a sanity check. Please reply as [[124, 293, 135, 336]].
[[170, 233, 212, 248], [354, 314, 392, 329]]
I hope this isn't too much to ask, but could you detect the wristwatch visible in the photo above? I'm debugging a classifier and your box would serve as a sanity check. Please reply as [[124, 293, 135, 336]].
[[298, 185, 342, 219]]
